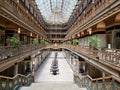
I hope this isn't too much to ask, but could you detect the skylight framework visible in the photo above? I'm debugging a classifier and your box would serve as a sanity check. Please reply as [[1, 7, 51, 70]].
[[36, 0, 78, 25]]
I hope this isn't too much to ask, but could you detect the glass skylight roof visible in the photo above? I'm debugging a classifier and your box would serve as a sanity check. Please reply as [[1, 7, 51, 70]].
[[36, 0, 78, 25]]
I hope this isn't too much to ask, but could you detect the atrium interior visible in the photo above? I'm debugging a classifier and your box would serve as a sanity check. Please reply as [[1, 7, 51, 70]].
[[0, 0, 120, 90]]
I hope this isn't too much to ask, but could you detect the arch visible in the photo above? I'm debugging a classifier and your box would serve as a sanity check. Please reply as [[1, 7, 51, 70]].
[[115, 13, 120, 22], [96, 22, 106, 29]]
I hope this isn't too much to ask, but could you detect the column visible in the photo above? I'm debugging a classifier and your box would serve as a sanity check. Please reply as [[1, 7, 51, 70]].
[[14, 63, 18, 75], [102, 72, 106, 90], [97, 34, 107, 48]]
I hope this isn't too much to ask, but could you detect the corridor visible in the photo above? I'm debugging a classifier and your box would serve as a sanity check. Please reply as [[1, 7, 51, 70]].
[[35, 51, 73, 82], [20, 51, 87, 90]]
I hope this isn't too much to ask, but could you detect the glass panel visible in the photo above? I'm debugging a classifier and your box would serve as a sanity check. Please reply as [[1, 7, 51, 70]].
[[36, 0, 78, 24]]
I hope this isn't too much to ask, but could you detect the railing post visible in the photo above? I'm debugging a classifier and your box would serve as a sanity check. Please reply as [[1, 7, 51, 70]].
[[96, 80, 98, 90], [102, 81, 106, 90], [6, 79, 9, 90], [90, 81, 93, 90], [102, 72, 106, 90], [110, 79, 115, 90], [0, 78, 2, 89]]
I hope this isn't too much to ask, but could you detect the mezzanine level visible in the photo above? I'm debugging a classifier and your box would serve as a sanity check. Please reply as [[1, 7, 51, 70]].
[[0, 44, 119, 79], [0, 44, 120, 90]]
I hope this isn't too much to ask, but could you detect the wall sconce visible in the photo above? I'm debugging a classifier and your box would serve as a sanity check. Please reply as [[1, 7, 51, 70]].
[[81, 32, 84, 35], [36, 35, 38, 38], [18, 28, 21, 34], [77, 33, 80, 37], [30, 33, 32, 36], [17, 0, 19, 3], [54, 43, 57, 47], [32, 60, 35, 65], [89, 30, 92, 35]]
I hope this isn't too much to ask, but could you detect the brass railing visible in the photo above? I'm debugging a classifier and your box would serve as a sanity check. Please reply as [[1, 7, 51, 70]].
[[0, 73, 33, 90], [74, 74, 120, 90]]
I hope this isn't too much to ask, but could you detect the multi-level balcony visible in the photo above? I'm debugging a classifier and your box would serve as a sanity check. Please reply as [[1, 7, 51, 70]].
[[0, 0, 46, 38], [66, 0, 120, 38], [0, 44, 120, 89]]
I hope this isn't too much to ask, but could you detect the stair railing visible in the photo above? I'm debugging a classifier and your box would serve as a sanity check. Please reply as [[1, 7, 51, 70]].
[[76, 74, 120, 90], [0, 73, 33, 90]]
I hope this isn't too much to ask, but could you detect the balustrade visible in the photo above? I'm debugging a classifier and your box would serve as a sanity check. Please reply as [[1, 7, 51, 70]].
[[0, 74, 33, 90], [60, 44, 120, 67], [0, 44, 45, 60], [75, 74, 120, 90], [68, 0, 118, 37], [0, 0, 44, 35]]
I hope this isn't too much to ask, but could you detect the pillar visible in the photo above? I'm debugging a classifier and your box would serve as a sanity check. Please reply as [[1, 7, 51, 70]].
[[14, 63, 18, 75], [96, 34, 107, 48]]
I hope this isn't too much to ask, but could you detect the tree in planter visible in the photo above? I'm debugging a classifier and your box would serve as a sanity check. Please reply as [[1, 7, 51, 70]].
[[72, 39, 79, 45], [10, 36, 19, 47], [33, 38, 39, 44], [88, 36, 99, 49], [88, 36, 100, 59]]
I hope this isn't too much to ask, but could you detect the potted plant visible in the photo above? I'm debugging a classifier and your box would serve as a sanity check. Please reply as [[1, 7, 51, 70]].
[[33, 38, 39, 44], [72, 39, 79, 45], [88, 36, 99, 49], [88, 36, 99, 59], [10, 36, 19, 47]]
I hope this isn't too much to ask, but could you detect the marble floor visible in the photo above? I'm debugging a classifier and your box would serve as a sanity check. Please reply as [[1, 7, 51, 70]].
[[19, 51, 87, 90], [35, 51, 73, 82]]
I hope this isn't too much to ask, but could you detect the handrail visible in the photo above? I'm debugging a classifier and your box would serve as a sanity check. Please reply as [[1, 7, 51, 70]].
[[0, 73, 33, 90], [0, 73, 32, 80], [82, 75, 112, 81], [0, 44, 46, 60]]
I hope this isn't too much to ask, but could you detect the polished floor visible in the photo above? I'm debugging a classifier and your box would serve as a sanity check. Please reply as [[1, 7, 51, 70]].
[[20, 51, 87, 90], [35, 51, 73, 82]]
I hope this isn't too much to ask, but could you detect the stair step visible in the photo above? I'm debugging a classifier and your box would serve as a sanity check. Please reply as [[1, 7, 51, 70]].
[[19, 81, 87, 90], [20, 86, 86, 90]]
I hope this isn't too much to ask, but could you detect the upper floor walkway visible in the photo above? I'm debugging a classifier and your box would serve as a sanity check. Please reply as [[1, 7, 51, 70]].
[[0, 44, 120, 81]]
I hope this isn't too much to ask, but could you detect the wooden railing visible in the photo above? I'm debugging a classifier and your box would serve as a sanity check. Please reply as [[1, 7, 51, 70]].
[[0, 73, 33, 90], [74, 74, 120, 90]]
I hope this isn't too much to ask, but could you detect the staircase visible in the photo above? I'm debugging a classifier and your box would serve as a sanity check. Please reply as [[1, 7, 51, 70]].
[[19, 81, 87, 90]]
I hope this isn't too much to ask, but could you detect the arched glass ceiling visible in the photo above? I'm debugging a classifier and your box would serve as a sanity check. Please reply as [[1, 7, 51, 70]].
[[36, 0, 78, 25]]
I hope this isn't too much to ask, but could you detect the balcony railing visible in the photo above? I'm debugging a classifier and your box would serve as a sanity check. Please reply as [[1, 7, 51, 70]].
[[67, 0, 119, 37], [61, 44, 120, 68], [1, 44, 119, 68], [0, 0, 45, 35], [0, 44, 46, 60]]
